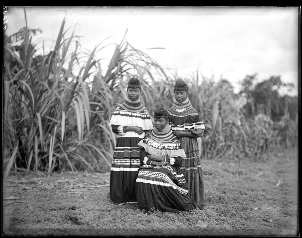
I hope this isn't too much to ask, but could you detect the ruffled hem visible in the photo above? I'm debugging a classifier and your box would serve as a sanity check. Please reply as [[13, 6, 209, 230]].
[[110, 170, 137, 203]]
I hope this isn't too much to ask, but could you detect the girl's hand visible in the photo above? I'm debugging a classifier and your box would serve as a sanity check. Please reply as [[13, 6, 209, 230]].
[[137, 127, 144, 135], [134, 126, 143, 134]]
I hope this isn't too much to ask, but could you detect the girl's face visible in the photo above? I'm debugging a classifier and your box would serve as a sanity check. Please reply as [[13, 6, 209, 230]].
[[154, 117, 168, 131], [174, 90, 187, 103], [127, 87, 141, 101]]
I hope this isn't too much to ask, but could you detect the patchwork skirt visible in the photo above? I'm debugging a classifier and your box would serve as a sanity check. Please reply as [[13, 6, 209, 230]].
[[178, 137, 205, 208], [110, 137, 141, 203], [136, 166, 195, 212]]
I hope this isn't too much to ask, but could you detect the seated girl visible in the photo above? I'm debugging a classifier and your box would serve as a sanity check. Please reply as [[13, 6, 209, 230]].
[[135, 108, 195, 212]]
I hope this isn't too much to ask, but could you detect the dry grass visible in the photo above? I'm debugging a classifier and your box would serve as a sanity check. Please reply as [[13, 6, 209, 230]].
[[3, 147, 298, 236]]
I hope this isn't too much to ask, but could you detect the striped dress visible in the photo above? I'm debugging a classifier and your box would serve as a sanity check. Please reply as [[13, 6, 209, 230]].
[[109, 98, 153, 203], [167, 98, 206, 208], [135, 125, 195, 212]]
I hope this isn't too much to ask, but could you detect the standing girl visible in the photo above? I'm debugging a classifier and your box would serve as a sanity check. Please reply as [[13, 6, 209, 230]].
[[167, 79, 206, 209], [109, 77, 153, 204]]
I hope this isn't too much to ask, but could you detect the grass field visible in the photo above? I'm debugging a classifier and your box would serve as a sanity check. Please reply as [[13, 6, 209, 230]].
[[3, 147, 298, 236]]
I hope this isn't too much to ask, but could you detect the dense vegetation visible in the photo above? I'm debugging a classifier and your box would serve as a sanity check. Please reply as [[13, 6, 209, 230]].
[[3, 11, 298, 177]]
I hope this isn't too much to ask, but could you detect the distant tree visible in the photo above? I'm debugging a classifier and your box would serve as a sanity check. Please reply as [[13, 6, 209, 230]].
[[253, 76, 281, 119], [238, 74, 257, 118], [253, 76, 295, 121], [239, 74, 296, 122], [282, 95, 298, 121]]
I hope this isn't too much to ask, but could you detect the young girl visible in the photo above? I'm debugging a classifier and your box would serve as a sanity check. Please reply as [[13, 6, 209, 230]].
[[167, 79, 206, 209], [135, 108, 195, 212], [109, 77, 153, 204]]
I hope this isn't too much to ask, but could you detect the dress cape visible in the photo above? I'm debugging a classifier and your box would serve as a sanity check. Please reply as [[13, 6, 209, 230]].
[[138, 125, 186, 158]]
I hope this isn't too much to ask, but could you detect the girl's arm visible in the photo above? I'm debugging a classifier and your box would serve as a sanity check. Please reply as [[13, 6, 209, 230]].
[[124, 126, 143, 134], [111, 125, 143, 135], [140, 152, 165, 167], [143, 154, 183, 167], [149, 155, 183, 167], [174, 128, 203, 138]]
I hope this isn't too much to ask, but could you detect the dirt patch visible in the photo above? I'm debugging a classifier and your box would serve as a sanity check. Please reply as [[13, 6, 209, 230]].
[[3, 148, 298, 236]]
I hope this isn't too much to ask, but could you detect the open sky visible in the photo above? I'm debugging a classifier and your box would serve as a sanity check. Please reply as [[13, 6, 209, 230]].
[[5, 6, 299, 95]]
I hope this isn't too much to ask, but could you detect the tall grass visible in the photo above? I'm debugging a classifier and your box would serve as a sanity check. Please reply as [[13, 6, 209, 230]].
[[3, 10, 169, 177], [131, 70, 297, 163], [4, 9, 297, 178], [4, 12, 116, 177]]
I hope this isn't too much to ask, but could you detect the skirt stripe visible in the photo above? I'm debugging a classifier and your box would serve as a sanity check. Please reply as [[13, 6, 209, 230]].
[[111, 167, 140, 171], [177, 137, 205, 208], [112, 162, 141, 166], [136, 168, 195, 212], [136, 178, 174, 187], [113, 158, 141, 164], [110, 136, 141, 203], [137, 170, 188, 195]]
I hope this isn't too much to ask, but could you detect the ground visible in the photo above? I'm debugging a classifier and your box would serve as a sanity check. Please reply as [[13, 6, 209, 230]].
[[3, 147, 298, 236]]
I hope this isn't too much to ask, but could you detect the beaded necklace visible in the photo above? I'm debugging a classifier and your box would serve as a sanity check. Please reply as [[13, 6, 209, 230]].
[[172, 97, 193, 113]]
